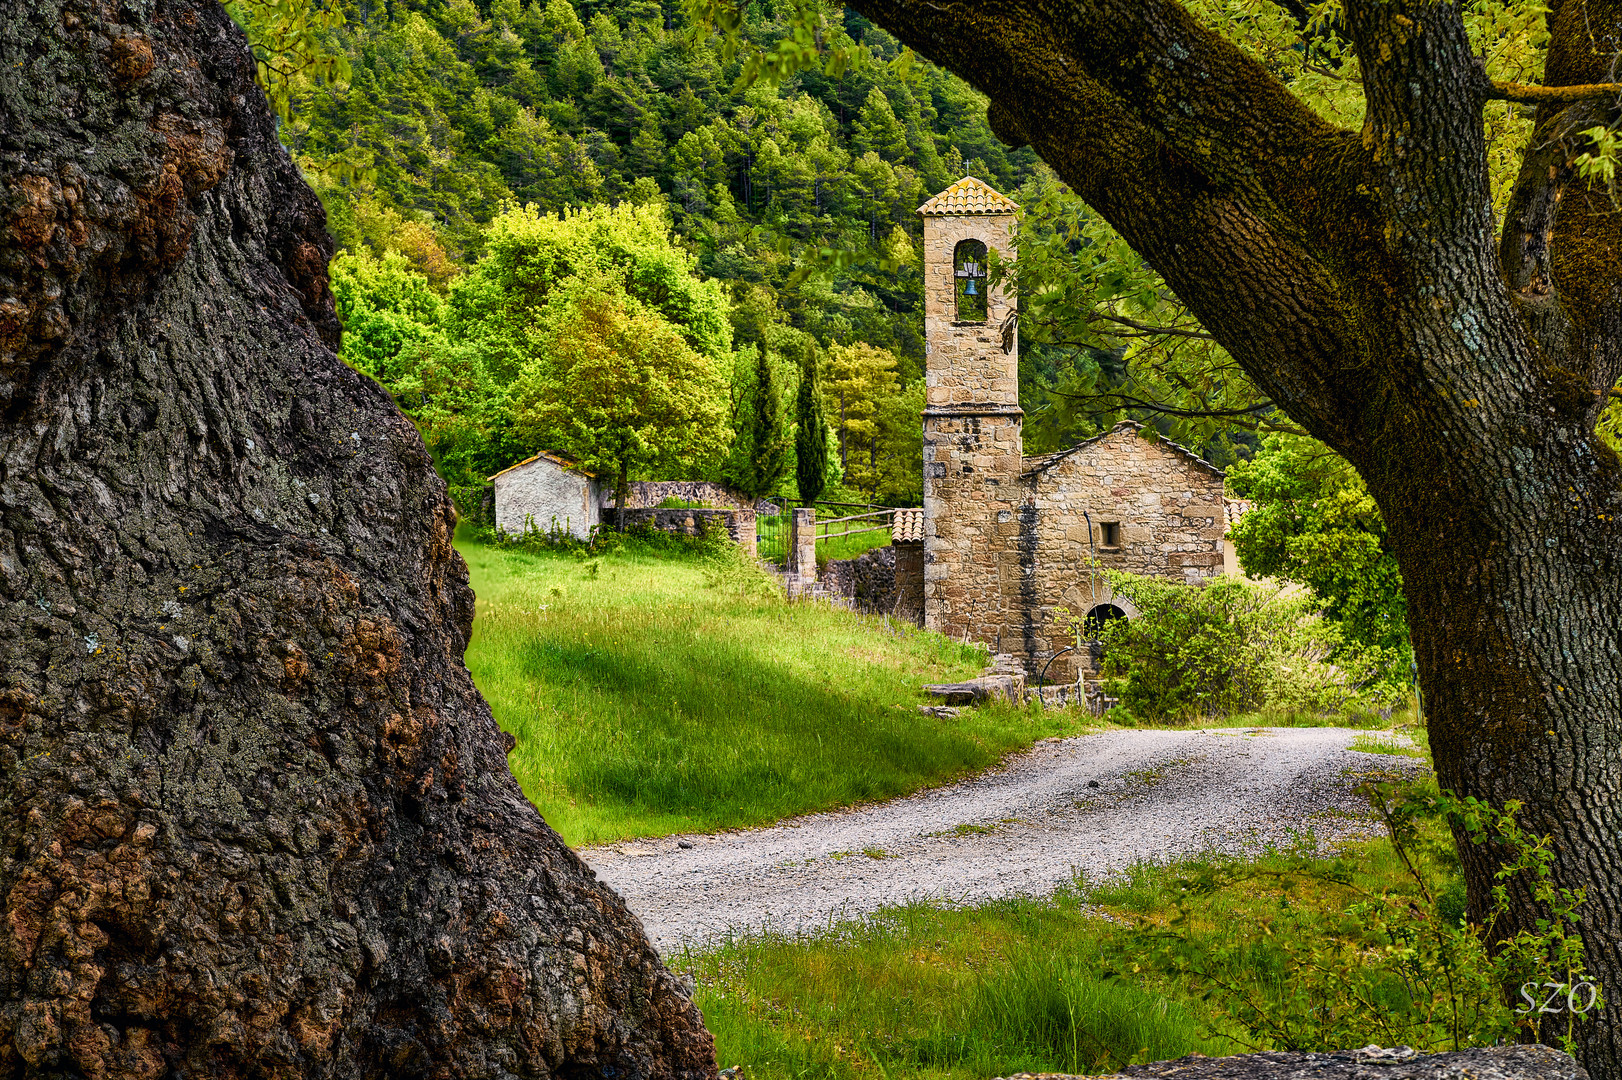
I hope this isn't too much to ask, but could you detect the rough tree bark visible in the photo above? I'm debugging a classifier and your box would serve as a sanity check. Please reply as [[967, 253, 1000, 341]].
[[845, 0, 1622, 1074], [0, 1, 716, 1077]]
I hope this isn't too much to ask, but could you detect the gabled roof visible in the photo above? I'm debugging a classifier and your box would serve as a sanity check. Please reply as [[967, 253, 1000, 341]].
[[488, 450, 596, 483], [917, 176, 1020, 217], [892, 507, 924, 543], [1021, 420, 1225, 480]]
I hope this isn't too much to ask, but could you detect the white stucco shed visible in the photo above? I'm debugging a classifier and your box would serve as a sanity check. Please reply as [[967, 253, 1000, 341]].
[[489, 452, 603, 539]]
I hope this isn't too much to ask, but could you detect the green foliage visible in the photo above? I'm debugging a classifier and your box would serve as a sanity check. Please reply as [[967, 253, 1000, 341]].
[[226, 0, 351, 126], [1004, 168, 1269, 463], [1599, 387, 1622, 454], [330, 248, 443, 380], [1090, 571, 1400, 723], [722, 346, 790, 498], [1133, 782, 1601, 1055], [509, 279, 732, 508], [822, 342, 922, 504], [1226, 434, 1411, 664], [458, 537, 1089, 845], [450, 202, 733, 384], [281, 0, 1036, 351], [794, 353, 829, 506]]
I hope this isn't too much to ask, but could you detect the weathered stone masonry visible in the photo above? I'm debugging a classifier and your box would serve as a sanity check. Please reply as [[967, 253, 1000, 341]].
[[916, 179, 1228, 683], [920, 179, 1025, 651]]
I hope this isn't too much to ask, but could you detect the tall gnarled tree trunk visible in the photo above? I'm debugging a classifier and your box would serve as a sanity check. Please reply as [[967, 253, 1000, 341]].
[[0, 1, 715, 1077], [846, 0, 1622, 1074]]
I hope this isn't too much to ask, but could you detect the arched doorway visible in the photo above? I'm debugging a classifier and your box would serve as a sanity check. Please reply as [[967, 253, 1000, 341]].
[[1083, 603, 1128, 639]]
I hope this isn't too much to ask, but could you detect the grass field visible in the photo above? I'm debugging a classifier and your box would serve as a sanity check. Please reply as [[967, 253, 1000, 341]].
[[679, 760, 1518, 1080], [459, 536, 1095, 846]]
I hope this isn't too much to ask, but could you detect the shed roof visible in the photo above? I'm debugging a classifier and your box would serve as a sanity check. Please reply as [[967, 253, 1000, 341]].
[[917, 176, 1020, 217], [892, 507, 924, 543], [1021, 420, 1225, 480], [488, 451, 596, 483]]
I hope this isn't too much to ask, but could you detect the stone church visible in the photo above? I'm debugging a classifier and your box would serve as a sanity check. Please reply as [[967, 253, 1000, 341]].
[[914, 178, 1229, 682]]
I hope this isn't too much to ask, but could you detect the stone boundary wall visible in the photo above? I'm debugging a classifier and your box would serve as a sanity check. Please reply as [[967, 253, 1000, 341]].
[[822, 545, 900, 616], [819, 543, 927, 624], [606, 481, 754, 510], [614, 507, 756, 550]]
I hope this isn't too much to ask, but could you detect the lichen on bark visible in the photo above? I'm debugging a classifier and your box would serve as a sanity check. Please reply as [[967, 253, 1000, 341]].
[[0, 1, 717, 1077]]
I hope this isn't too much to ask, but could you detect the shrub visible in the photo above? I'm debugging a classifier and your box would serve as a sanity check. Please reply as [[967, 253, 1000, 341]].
[[1130, 782, 1602, 1055], [1090, 570, 1401, 723]]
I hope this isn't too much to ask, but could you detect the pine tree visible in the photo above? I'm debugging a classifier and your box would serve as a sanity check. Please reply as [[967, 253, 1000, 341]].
[[795, 353, 829, 506]]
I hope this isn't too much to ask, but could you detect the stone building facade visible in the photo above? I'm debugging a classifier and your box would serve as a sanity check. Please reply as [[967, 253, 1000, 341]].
[[918, 178, 1026, 646], [490, 451, 602, 539], [914, 178, 1229, 683]]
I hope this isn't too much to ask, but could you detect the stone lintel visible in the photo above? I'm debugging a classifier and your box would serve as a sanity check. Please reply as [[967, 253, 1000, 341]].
[[922, 406, 1025, 420]]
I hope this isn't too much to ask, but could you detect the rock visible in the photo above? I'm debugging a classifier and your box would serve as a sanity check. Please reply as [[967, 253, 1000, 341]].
[[678, 839, 694, 849], [995, 1044, 1587, 1080], [919, 705, 962, 718], [923, 673, 1024, 705]]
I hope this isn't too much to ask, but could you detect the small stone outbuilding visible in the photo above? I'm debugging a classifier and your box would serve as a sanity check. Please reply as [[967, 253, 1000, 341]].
[[490, 452, 602, 539]]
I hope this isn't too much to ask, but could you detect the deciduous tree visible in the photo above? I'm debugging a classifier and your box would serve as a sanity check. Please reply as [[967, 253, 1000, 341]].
[[1227, 435, 1411, 665], [828, 0, 1622, 1069], [511, 282, 731, 523]]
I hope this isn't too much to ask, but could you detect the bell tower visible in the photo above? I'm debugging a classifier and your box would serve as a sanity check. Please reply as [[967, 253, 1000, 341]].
[[917, 177, 1022, 648]]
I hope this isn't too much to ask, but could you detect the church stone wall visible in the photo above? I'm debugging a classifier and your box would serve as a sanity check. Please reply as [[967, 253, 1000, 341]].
[[916, 179, 1229, 687], [1014, 427, 1229, 683]]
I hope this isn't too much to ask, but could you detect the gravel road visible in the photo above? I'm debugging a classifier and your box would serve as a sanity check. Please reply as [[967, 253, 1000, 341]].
[[580, 726, 1424, 953]]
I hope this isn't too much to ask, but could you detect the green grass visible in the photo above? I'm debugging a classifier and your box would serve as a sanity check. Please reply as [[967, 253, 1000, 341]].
[[679, 806, 1490, 1080], [1349, 732, 1428, 757], [816, 527, 896, 565], [459, 537, 1095, 845], [685, 899, 1230, 1080]]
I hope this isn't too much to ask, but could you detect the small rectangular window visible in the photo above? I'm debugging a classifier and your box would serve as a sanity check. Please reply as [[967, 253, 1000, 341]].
[[1100, 521, 1121, 548]]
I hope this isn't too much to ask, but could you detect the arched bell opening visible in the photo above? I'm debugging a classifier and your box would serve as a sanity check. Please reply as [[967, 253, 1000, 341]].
[[954, 239, 988, 322]]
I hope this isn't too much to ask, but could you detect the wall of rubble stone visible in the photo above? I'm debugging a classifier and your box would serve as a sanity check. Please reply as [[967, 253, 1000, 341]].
[[608, 481, 754, 510], [823, 545, 904, 616], [615, 507, 757, 550]]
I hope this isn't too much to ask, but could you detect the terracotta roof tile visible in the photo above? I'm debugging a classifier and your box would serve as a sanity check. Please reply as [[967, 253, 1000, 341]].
[[917, 176, 1020, 217], [892, 507, 924, 543], [488, 450, 595, 482]]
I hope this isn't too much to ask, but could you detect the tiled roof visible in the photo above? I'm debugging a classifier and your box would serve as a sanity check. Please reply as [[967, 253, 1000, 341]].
[[917, 176, 1020, 217], [892, 507, 924, 543], [488, 450, 595, 482], [1020, 420, 1225, 479]]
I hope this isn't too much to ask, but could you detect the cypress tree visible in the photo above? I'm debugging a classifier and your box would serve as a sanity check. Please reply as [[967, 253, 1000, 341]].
[[748, 347, 788, 497], [795, 354, 829, 506]]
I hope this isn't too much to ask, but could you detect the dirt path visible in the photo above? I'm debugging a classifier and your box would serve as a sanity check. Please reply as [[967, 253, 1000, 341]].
[[580, 726, 1423, 953]]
